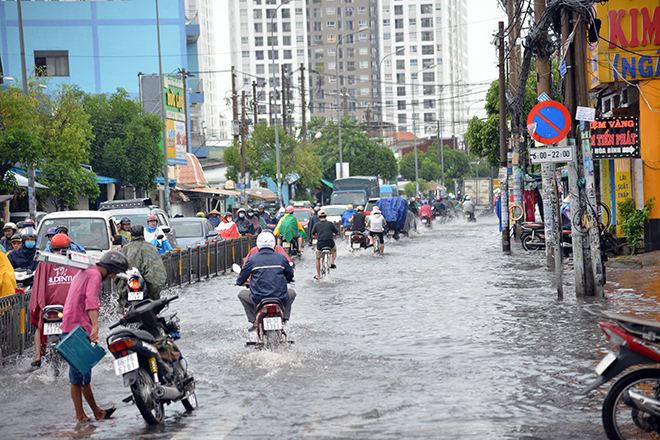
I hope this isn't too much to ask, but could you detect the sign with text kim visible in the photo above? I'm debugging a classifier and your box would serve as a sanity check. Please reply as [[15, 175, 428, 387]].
[[164, 76, 187, 165], [590, 116, 640, 159]]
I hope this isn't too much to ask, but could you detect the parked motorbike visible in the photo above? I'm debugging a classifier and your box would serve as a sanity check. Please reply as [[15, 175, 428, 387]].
[[583, 309, 660, 439], [106, 296, 196, 425], [350, 231, 369, 251], [117, 267, 148, 314], [420, 215, 433, 228], [41, 304, 64, 375], [520, 222, 572, 253]]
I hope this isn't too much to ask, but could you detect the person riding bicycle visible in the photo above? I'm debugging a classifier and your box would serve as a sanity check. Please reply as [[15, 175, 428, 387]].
[[274, 206, 306, 255], [236, 231, 296, 331], [368, 206, 386, 254], [310, 210, 338, 280], [307, 206, 321, 245]]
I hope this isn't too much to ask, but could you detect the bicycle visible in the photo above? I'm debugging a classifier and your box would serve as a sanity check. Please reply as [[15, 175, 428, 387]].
[[320, 248, 332, 279]]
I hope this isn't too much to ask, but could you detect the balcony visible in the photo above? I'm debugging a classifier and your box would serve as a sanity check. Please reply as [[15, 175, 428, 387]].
[[187, 78, 204, 107], [186, 23, 200, 43]]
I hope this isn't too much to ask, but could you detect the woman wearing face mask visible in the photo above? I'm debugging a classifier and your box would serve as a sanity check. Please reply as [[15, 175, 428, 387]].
[[8, 227, 39, 274], [234, 208, 255, 236], [246, 208, 263, 235], [217, 211, 240, 239]]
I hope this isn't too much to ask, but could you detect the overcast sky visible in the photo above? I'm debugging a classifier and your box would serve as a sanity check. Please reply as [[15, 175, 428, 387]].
[[214, 1, 507, 122]]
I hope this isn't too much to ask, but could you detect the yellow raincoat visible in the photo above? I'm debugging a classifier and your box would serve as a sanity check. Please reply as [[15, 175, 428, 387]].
[[0, 251, 16, 297]]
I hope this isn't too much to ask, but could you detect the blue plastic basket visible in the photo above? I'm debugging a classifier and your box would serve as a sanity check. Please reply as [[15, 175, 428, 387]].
[[55, 325, 106, 375]]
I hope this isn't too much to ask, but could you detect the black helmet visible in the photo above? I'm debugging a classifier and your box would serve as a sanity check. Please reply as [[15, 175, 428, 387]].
[[98, 251, 128, 275], [120, 217, 131, 225], [130, 224, 144, 238]]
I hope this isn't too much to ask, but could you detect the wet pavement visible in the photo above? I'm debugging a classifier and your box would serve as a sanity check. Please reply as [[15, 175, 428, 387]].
[[2, 214, 658, 439]]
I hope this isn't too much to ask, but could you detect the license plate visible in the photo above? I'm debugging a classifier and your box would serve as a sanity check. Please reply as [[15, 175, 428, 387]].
[[595, 351, 617, 376], [345, 231, 351, 236], [352, 242, 361, 249], [263, 317, 282, 331], [422, 218, 428, 223], [43, 322, 62, 335], [312, 239, 318, 245], [114, 352, 139, 376], [128, 290, 144, 301]]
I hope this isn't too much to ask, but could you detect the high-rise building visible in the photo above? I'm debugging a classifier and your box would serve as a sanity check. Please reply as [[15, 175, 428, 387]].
[[379, 0, 468, 145]]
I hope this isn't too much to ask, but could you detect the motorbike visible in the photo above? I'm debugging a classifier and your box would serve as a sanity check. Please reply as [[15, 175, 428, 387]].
[[14, 268, 34, 294], [350, 231, 369, 251], [106, 296, 196, 425], [583, 309, 660, 440], [465, 211, 476, 223], [41, 304, 65, 375], [117, 267, 148, 314], [520, 222, 573, 254], [282, 237, 300, 258], [420, 215, 433, 228]]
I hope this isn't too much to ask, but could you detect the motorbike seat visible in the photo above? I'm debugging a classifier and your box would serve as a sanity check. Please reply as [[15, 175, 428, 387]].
[[256, 298, 283, 309], [109, 328, 156, 344], [521, 223, 544, 230]]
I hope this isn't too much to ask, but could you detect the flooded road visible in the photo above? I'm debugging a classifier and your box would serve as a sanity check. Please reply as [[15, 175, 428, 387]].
[[1, 214, 650, 439]]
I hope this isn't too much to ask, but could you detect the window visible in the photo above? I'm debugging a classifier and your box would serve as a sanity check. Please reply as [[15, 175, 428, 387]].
[[313, 8, 322, 18], [395, 19, 403, 29], [241, 23, 248, 31], [267, 36, 278, 46], [297, 22, 303, 29], [395, 60, 404, 70], [423, 59, 434, 68], [318, 102, 326, 112], [338, 20, 343, 30], [282, 9, 290, 18], [283, 50, 292, 59], [360, 74, 369, 82], [385, 87, 393, 94], [268, 50, 278, 59], [347, 61, 356, 71], [358, 6, 366, 14], [266, 9, 276, 18], [398, 100, 406, 110], [421, 32, 433, 41], [282, 22, 291, 32], [346, 20, 354, 30], [410, 45, 418, 54], [314, 35, 322, 45], [297, 49, 305, 57], [409, 18, 416, 26], [398, 114, 407, 123], [315, 49, 324, 59], [328, 48, 336, 56], [383, 19, 390, 26], [254, 0, 261, 4], [359, 47, 368, 55], [328, 61, 337, 70], [315, 62, 325, 72], [327, 21, 335, 28], [240, 9, 247, 16], [424, 113, 434, 122], [267, 22, 277, 32], [395, 33, 404, 42], [345, 7, 354, 16], [422, 45, 434, 55], [410, 59, 418, 67], [253, 36, 263, 47], [410, 33, 417, 41], [348, 75, 356, 85], [383, 32, 391, 40], [253, 9, 262, 19], [409, 5, 416, 13], [242, 36, 249, 44], [360, 88, 369, 95], [327, 34, 336, 43], [421, 4, 432, 14], [296, 8, 303, 15], [282, 36, 291, 45], [396, 73, 405, 83], [326, 7, 335, 15], [396, 46, 405, 55], [424, 99, 435, 109], [359, 33, 367, 41], [421, 18, 432, 27], [423, 85, 434, 95], [314, 22, 322, 31], [422, 72, 434, 82], [242, 50, 250, 58], [255, 51, 264, 60], [359, 19, 367, 27], [329, 75, 337, 83], [394, 5, 403, 15], [347, 48, 355, 58], [256, 65, 265, 74], [360, 61, 368, 69]]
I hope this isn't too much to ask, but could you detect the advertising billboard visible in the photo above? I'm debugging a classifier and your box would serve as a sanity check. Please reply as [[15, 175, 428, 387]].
[[164, 76, 187, 165]]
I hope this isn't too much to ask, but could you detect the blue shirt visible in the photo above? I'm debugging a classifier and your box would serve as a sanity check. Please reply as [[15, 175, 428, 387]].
[[341, 209, 356, 227], [236, 248, 293, 305]]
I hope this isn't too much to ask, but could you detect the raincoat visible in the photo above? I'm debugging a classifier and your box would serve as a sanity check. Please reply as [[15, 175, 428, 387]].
[[0, 251, 16, 297], [420, 204, 433, 219], [217, 219, 240, 239], [274, 213, 307, 242], [121, 236, 167, 300], [8, 245, 38, 271], [145, 224, 173, 254]]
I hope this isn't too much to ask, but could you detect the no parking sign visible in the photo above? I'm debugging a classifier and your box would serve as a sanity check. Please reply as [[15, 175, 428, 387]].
[[527, 101, 572, 145]]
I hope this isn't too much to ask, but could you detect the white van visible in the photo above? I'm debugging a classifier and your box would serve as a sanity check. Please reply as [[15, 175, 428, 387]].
[[36, 211, 123, 257]]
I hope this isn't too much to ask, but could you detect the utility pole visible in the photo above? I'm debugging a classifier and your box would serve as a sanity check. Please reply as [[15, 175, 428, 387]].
[[252, 80, 258, 127], [231, 66, 239, 143], [437, 120, 444, 187], [365, 107, 371, 137], [269, 91, 273, 126], [241, 91, 247, 209], [343, 90, 348, 118], [300, 63, 306, 139], [508, 0, 523, 238], [281, 64, 287, 135], [498, 22, 510, 252]]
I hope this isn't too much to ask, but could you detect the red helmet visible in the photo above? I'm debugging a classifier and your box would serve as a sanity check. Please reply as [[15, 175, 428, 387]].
[[23, 219, 36, 228], [285, 206, 294, 213], [51, 233, 71, 250], [147, 215, 158, 223]]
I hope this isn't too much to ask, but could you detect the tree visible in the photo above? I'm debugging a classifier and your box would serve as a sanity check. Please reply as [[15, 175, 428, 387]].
[[82, 88, 164, 193], [403, 179, 429, 196], [308, 117, 398, 181], [399, 147, 442, 182]]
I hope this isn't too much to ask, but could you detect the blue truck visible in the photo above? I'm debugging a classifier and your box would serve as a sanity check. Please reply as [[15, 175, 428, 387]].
[[330, 176, 380, 208]]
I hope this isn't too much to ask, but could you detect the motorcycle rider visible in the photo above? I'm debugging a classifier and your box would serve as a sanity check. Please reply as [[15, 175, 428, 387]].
[[257, 204, 269, 221], [408, 198, 419, 216], [266, 211, 279, 229], [217, 211, 240, 239], [236, 231, 296, 331], [462, 195, 476, 221], [8, 227, 39, 276], [432, 196, 448, 218], [310, 209, 339, 279], [60, 251, 127, 423], [119, 224, 167, 306], [145, 215, 173, 254], [44, 226, 86, 254], [8, 233, 22, 255], [368, 206, 386, 254], [1, 222, 17, 252], [341, 204, 356, 233], [246, 207, 263, 235], [118, 217, 132, 241], [349, 205, 368, 238], [274, 206, 306, 255], [419, 201, 434, 226], [235, 208, 255, 236], [307, 206, 321, 245], [28, 233, 80, 367], [207, 209, 222, 228]]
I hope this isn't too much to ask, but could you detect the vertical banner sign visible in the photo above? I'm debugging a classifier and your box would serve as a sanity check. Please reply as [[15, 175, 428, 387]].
[[164, 76, 187, 165], [498, 167, 509, 226], [615, 158, 631, 235]]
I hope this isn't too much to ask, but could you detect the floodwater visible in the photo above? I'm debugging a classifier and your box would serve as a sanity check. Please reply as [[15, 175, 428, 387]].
[[1, 214, 654, 439]]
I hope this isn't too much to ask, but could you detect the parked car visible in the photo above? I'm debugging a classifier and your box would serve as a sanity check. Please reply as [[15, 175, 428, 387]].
[[36, 211, 123, 256], [170, 217, 219, 248], [99, 199, 178, 248], [291, 207, 313, 235]]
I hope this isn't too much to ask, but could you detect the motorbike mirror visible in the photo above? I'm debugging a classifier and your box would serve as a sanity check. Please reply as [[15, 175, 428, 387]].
[[232, 263, 242, 274], [157, 234, 164, 240], [161, 227, 171, 234], [113, 234, 124, 245]]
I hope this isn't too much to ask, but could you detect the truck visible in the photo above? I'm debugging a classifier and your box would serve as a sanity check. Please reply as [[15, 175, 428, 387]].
[[329, 176, 379, 207], [462, 178, 493, 209]]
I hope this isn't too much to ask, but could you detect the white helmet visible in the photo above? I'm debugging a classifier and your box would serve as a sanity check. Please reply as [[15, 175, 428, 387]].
[[256, 231, 276, 249], [465, 195, 471, 201]]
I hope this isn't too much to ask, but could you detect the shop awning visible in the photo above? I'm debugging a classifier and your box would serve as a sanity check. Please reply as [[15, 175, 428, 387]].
[[322, 178, 333, 189], [182, 186, 241, 197], [96, 175, 121, 184], [9, 171, 49, 189], [247, 187, 278, 201]]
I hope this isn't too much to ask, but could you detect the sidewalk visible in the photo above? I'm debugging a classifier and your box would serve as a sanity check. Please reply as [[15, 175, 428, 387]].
[[605, 250, 660, 297]]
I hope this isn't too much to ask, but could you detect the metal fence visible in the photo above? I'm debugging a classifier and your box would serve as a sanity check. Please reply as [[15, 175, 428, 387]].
[[1, 236, 257, 361]]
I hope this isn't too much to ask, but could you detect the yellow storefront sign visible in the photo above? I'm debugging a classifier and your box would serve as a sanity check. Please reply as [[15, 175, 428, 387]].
[[615, 158, 631, 235]]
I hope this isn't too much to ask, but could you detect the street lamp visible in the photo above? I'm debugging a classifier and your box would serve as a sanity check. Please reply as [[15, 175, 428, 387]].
[[412, 64, 436, 195], [336, 26, 369, 179], [377, 48, 404, 140], [270, 0, 289, 206]]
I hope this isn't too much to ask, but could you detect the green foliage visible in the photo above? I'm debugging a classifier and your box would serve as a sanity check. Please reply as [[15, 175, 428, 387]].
[[403, 179, 429, 196], [82, 88, 164, 192], [40, 162, 99, 210], [308, 117, 398, 181], [618, 197, 655, 249], [399, 147, 441, 182]]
